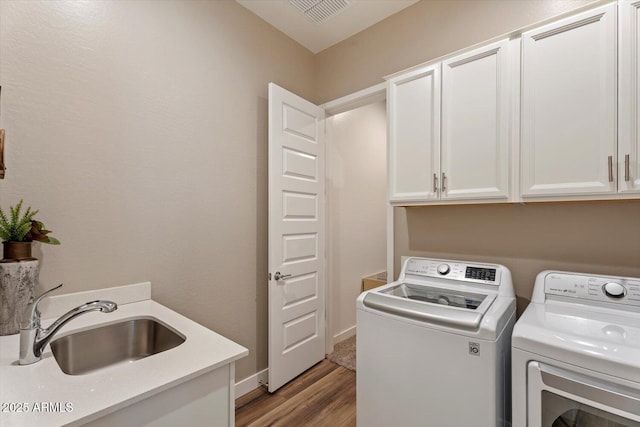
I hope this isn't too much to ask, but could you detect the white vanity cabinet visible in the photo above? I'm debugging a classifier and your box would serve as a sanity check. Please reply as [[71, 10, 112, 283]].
[[87, 364, 236, 427], [520, 3, 618, 199], [619, 0, 640, 194], [388, 40, 511, 204], [0, 284, 248, 427]]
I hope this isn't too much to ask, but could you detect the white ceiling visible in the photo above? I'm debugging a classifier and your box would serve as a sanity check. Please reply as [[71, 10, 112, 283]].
[[235, 0, 420, 53]]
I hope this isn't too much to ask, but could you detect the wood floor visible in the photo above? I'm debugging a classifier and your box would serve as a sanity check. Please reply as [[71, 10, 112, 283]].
[[235, 360, 356, 427]]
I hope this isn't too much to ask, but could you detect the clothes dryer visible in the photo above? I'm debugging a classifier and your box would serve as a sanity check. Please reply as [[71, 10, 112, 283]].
[[512, 270, 640, 427]]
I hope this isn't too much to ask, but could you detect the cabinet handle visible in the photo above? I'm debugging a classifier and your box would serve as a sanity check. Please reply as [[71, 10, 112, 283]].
[[442, 172, 447, 191], [625, 154, 630, 182], [433, 173, 438, 193], [608, 156, 613, 182]]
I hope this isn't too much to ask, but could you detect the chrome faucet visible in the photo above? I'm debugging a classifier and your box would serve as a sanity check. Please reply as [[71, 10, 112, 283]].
[[19, 284, 117, 365]]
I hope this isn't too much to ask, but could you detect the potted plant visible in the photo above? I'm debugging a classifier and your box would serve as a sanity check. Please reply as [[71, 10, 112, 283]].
[[0, 200, 60, 261]]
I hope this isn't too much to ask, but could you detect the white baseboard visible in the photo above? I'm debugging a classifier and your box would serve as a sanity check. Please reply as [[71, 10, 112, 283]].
[[333, 325, 356, 343], [235, 368, 268, 399]]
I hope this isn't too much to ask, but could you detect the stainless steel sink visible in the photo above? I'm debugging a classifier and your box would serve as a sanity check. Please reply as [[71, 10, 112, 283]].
[[50, 317, 186, 375]]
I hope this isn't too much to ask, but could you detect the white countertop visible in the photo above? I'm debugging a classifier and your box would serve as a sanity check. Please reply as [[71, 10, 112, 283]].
[[0, 283, 248, 427]]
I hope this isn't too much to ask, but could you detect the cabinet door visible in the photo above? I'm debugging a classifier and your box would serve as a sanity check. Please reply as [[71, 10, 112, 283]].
[[441, 40, 510, 201], [619, 0, 640, 194], [521, 3, 617, 198], [388, 64, 441, 203]]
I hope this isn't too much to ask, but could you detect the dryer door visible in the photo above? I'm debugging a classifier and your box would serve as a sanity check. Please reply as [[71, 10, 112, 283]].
[[527, 362, 640, 426]]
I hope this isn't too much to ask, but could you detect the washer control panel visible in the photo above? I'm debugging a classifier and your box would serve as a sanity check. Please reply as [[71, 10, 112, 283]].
[[545, 272, 640, 307], [404, 258, 501, 285]]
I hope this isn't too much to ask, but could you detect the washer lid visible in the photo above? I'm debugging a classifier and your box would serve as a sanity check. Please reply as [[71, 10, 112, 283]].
[[512, 302, 640, 383], [362, 282, 496, 330]]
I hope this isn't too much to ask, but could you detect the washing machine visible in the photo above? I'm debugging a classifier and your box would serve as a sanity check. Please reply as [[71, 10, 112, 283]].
[[356, 257, 516, 427], [512, 270, 640, 427]]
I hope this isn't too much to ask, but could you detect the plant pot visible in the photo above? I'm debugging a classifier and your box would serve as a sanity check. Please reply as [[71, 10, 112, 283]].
[[0, 260, 39, 335], [2, 241, 35, 262]]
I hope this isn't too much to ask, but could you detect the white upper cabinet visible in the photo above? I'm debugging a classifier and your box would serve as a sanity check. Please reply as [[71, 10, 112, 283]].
[[388, 1, 637, 206], [520, 3, 618, 199], [388, 64, 441, 203], [619, 0, 640, 194], [441, 40, 511, 201], [388, 40, 511, 204]]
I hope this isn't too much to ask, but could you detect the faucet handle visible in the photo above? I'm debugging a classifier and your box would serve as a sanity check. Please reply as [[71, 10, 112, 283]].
[[20, 283, 63, 329]]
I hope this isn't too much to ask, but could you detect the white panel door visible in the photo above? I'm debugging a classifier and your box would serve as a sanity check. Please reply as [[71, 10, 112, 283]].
[[388, 64, 441, 203], [268, 83, 325, 393], [619, 0, 640, 194], [441, 40, 510, 201], [521, 3, 617, 198]]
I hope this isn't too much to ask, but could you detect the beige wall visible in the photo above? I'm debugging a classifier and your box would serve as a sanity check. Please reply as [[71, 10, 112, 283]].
[[0, 0, 314, 380], [326, 101, 387, 340], [395, 202, 640, 314], [316, 0, 640, 312]]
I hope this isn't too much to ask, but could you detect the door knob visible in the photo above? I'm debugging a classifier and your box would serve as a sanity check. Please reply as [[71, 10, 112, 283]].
[[274, 272, 292, 281]]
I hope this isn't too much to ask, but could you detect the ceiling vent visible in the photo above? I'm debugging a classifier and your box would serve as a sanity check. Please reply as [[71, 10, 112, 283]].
[[289, 0, 351, 24]]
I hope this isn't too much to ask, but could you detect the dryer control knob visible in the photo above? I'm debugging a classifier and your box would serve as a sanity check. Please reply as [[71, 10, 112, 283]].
[[603, 282, 626, 298], [437, 264, 450, 275]]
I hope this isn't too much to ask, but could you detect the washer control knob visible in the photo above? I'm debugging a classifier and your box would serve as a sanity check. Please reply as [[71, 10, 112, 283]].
[[603, 282, 626, 299], [437, 264, 450, 275]]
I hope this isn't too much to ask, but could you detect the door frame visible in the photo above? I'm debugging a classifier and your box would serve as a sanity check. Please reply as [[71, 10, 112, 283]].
[[321, 82, 391, 355]]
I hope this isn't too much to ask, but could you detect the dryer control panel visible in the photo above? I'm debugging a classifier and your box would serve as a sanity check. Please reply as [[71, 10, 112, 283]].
[[403, 258, 502, 286], [544, 272, 640, 307]]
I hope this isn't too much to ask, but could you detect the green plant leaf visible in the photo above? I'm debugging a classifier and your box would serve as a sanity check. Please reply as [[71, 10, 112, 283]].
[[16, 222, 32, 241], [0, 200, 57, 244], [0, 206, 8, 226], [45, 237, 60, 245]]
